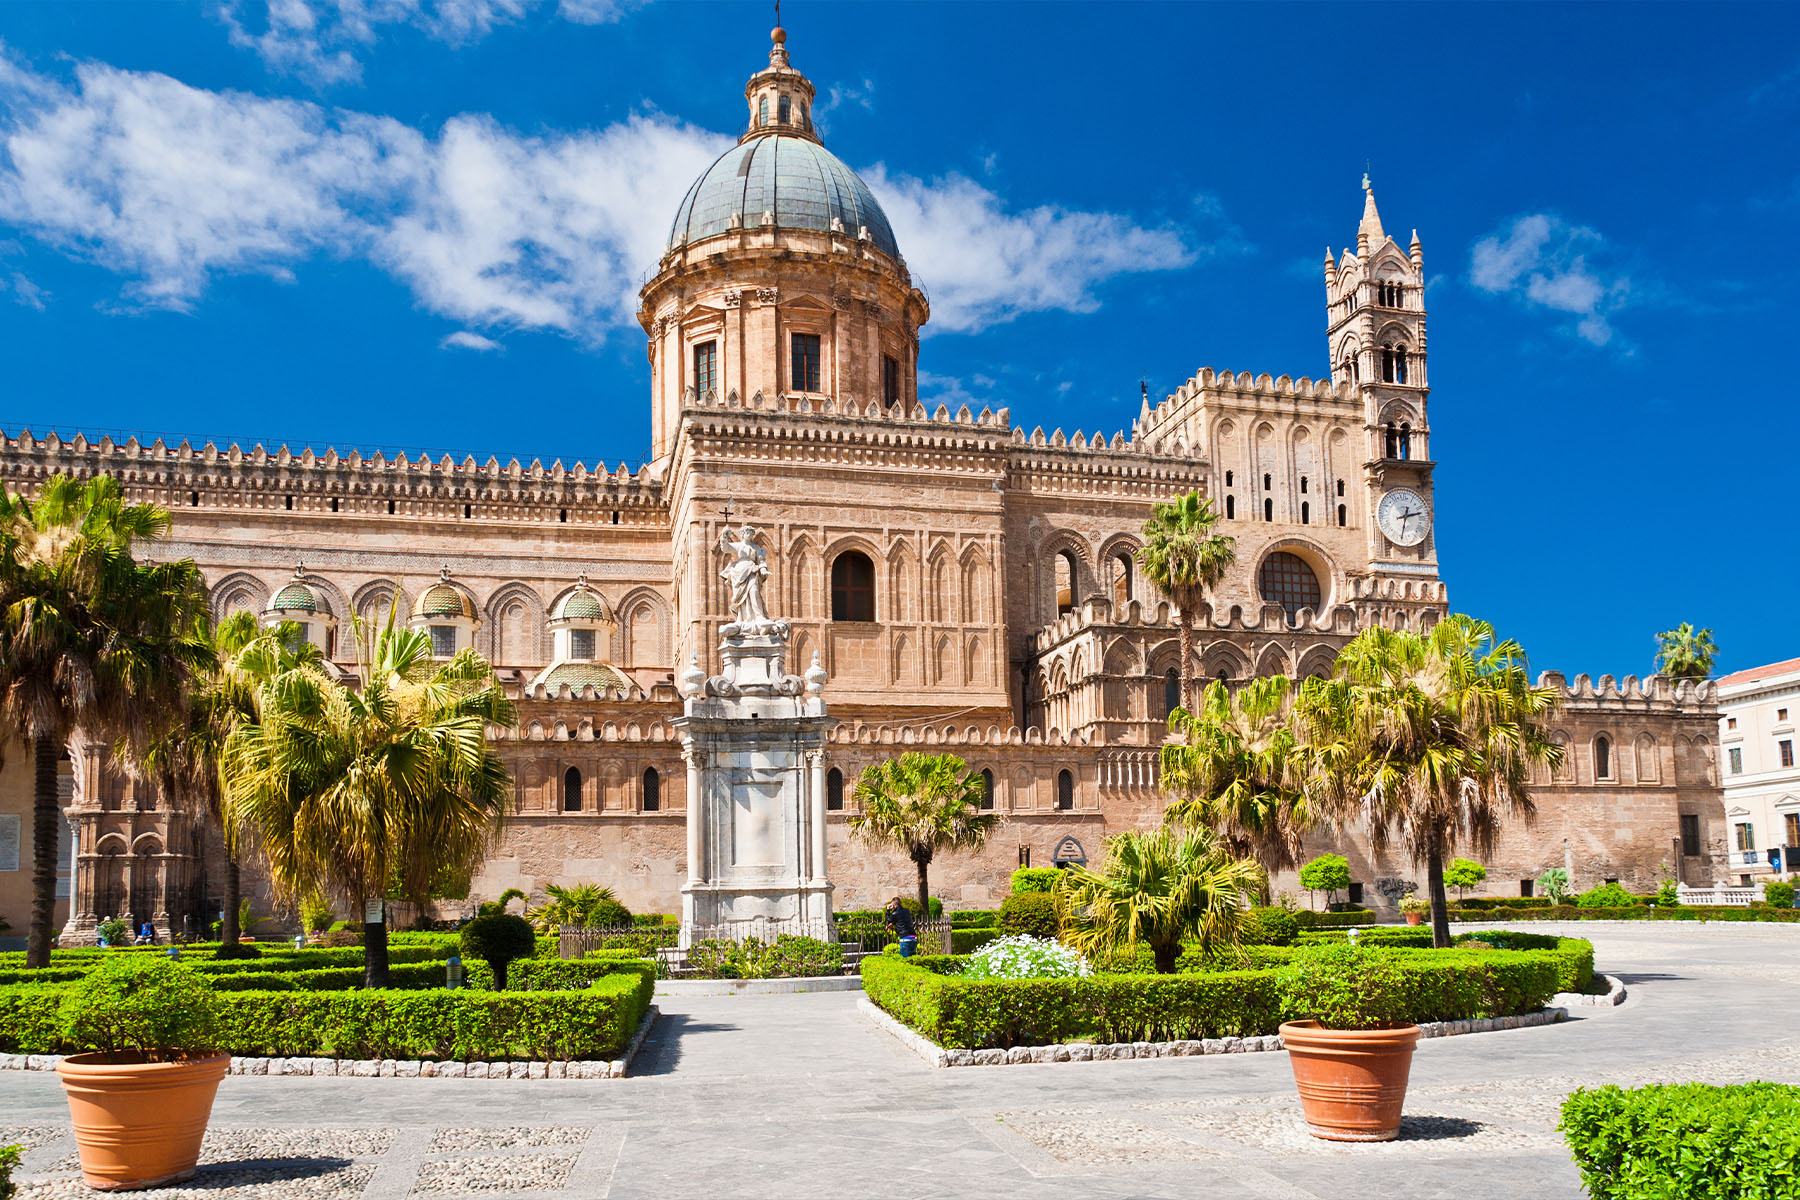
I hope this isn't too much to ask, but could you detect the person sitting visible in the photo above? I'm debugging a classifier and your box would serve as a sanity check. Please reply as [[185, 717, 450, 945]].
[[883, 896, 917, 958], [135, 921, 156, 945]]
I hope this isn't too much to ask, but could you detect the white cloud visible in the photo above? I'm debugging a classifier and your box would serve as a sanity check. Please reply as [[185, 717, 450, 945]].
[[0, 50, 1202, 343], [1469, 213, 1631, 347], [440, 329, 500, 350], [217, 0, 645, 86], [865, 167, 1196, 333]]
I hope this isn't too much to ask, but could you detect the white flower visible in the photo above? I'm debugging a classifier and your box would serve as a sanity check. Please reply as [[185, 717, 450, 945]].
[[961, 934, 1090, 980]]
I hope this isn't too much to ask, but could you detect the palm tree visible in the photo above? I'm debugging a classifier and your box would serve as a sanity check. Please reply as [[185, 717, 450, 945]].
[[1298, 615, 1563, 947], [1160, 675, 1314, 876], [144, 611, 319, 955], [526, 883, 620, 931], [1654, 623, 1718, 681], [1061, 823, 1265, 973], [225, 616, 517, 986], [847, 752, 1003, 913], [1137, 492, 1236, 711], [0, 475, 209, 967]]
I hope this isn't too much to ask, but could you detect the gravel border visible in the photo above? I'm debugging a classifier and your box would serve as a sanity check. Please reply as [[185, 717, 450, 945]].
[[0, 1004, 659, 1082], [859, 998, 1569, 1069]]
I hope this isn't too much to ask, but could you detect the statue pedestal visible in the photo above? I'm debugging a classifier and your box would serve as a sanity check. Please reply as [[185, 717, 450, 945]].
[[676, 630, 834, 947]]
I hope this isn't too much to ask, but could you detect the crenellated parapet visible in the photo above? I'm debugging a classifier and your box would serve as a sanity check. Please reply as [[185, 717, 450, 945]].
[[0, 429, 665, 523], [1131, 367, 1360, 453], [828, 721, 1094, 748], [1537, 671, 1719, 711]]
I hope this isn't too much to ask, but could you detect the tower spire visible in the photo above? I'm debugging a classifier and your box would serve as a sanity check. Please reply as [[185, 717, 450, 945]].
[[1358, 172, 1385, 250]]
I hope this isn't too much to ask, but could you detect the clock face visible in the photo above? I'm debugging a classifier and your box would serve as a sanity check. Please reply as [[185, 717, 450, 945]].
[[1377, 488, 1431, 547]]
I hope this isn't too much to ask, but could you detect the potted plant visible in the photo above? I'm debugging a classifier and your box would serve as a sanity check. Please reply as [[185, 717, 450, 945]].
[[1276, 943, 1419, 1141], [53, 955, 229, 1190], [1398, 893, 1429, 927]]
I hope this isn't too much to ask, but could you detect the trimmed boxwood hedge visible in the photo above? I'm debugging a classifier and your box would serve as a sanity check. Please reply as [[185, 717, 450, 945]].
[[1292, 910, 1376, 930], [861, 945, 1566, 1049], [0, 970, 652, 1061], [1561, 1082, 1800, 1199], [1292, 931, 1594, 992], [1451, 904, 1800, 924]]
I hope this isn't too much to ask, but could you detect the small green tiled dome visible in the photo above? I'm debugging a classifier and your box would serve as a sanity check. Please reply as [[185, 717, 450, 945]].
[[535, 662, 632, 694], [413, 582, 475, 619], [555, 586, 614, 622], [270, 581, 320, 614]]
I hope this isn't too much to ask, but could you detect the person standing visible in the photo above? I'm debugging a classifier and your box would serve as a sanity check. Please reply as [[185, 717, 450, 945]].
[[884, 896, 917, 958]]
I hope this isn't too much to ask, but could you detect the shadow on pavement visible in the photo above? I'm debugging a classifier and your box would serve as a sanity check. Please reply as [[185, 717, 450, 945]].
[[1395, 1115, 1484, 1142], [629, 1013, 742, 1076], [1609, 971, 1685, 984], [181, 1158, 357, 1188]]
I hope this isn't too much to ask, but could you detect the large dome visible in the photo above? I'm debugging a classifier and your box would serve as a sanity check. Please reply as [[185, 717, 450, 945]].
[[668, 134, 900, 261]]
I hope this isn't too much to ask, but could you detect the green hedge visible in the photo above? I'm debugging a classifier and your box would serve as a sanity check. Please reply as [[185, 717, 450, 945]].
[[1453, 897, 1554, 910], [1294, 931, 1593, 992], [0, 972, 652, 1061], [1561, 1083, 1800, 1199], [1451, 905, 1800, 924], [1293, 910, 1377, 929], [951, 929, 1004, 954], [861, 948, 1563, 1049]]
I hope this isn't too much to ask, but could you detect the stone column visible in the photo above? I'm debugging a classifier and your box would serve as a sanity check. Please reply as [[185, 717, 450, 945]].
[[684, 747, 705, 884], [808, 750, 828, 885]]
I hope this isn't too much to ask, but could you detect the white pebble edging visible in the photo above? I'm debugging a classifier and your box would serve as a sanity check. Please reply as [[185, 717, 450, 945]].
[[859, 997, 1568, 1069], [1553, 972, 1626, 1007], [0, 1004, 660, 1082]]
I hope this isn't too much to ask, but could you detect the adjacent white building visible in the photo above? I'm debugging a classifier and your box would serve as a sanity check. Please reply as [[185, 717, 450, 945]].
[[1718, 656, 1800, 884]]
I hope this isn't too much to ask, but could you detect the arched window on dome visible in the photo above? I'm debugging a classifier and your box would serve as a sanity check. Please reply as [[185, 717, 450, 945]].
[[569, 628, 596, 660], [777, 94, 791, 124], [757, 97, 767, 127], [562, 767, 582, 813]]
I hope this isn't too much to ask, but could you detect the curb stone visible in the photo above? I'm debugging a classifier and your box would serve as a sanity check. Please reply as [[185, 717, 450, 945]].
[[1552, 972, 1627, 1008], [0, 1003, 659, 1081], [858, 996, 1568, 1069]]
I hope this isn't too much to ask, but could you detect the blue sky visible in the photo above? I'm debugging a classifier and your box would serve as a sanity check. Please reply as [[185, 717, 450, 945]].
[[0, 1, 1795, 678]]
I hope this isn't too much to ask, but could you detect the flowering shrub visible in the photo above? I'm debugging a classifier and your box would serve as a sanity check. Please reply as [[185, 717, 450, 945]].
[[959, 934, 1089, 981]]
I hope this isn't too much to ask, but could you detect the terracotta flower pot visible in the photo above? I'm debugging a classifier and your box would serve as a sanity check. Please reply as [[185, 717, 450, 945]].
[[1404, 912, 1423, 926], [1278, 1021, 1420, 1141], [55, 1053, 230, 1191]]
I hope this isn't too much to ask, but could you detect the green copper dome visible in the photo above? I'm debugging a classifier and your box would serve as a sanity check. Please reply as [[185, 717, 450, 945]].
[[414, 582, 474, 619], [270, 581, 320, 614], [533, 662, 632, 694], [555, 587, 614, 622]]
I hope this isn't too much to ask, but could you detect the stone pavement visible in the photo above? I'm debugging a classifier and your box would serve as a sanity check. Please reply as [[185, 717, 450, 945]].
[[5, 923, 1799, 1199]]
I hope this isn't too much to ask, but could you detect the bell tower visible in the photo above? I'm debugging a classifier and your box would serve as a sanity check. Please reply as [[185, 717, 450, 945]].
[[1324, 177, 1445, 629]]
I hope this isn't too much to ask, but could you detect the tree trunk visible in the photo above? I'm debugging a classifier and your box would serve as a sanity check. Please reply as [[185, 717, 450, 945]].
[[1179, 610, 1197, 712], [1153, 941, 1179, 974], [27, 735, 60, 969], [1427, 843, 1452, 949], [214, 852, 249, 957], [914, 855, 931, 920], [363, 904, 391, 988]]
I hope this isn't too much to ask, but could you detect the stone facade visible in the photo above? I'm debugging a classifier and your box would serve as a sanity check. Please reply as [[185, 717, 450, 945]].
[[0, 28, 1725, 940]]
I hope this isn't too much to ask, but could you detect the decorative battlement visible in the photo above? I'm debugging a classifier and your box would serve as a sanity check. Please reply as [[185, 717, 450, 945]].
[[828, 722, 1095, 748], [1133, 367, 1359, 445], [1029, 595, 1363, 655], [0, 429, 664, 517], [1538, 672, 1718, 709]]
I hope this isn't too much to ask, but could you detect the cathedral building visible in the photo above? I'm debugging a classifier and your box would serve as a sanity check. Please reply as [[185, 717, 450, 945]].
[[0, 29, 1725, 940]]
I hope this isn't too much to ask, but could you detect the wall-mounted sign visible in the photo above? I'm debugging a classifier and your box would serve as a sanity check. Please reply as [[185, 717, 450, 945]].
[[1052, 835, 1087, 866]]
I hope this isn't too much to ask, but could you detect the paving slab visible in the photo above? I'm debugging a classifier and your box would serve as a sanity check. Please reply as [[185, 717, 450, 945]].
[[3, 923, 1797, 1198]]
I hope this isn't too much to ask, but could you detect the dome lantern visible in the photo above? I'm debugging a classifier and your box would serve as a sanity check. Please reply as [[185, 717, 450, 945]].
[[261, 563, 337, 656], [530, 572, 632, 697]]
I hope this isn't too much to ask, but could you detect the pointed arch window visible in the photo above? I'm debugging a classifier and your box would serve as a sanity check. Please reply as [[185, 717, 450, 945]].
[[1054, 551, 1077, 616], [1263, 498, 1273, 521], [1056, 770, 1074, 811], [1398, 423, 1412, 460], [1301, 501, 1310, 525], [1225, 495, 1235, 519], [979, 769, 995, 811], [642, 767, 660, 812], [562, 767, 582, 813], [1337, 503, 1347, 527], [1162, 668, 1181, 718], [830, 552, 875, 622], [826, 767, 844, 811], [1595, 735, 1613, 781], [1111, 555, 1132, 609]]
